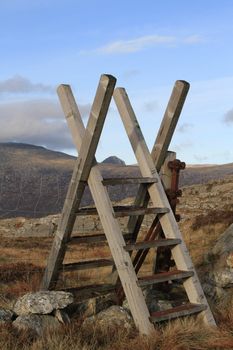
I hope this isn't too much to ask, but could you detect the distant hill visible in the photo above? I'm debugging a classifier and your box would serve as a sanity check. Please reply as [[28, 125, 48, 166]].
[[0, 142, 232, 218], [180, 162, 233, 186], [102, 156, 125, 166]]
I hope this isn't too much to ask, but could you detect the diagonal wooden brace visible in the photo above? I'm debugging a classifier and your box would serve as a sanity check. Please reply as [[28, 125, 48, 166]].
[[42, 80, 154, 335], [41, 74, 116, 290], [126, 80, 190, 242]]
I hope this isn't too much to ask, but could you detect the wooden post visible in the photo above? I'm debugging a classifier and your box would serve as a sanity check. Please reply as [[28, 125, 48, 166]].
[[160, 151, 176, 190]]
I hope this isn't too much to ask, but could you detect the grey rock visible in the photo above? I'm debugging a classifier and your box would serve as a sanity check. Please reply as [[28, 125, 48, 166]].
[[67, 293, 115, 319], [0, 308, 14, 324], [203, 223, 233, 300], [213, 269, 233, 288], [13, 314, 60, 336], [14, 291, 74, 316], [212, 224, 233, 256], [54, 309, 70, 324], [83, 305, 133, 330], [144, 287, 173, 313]]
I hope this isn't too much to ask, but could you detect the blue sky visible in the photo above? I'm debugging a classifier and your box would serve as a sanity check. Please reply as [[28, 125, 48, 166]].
[[0, 0, 233, 164]]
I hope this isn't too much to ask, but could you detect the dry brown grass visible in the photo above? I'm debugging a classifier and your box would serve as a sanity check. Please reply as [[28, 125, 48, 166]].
[[191, 209, 233, 231], [1, 310, 233, 350]]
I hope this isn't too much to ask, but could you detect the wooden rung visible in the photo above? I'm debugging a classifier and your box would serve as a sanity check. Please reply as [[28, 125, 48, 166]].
[[69, 233, 132, 244], [102, 177, 158, 186], [150, 303, 207, 323], [124, 238, 181, 251], [63, 283, 116, 297], [76, 205, 169, 217], [138, 270, 194, 287], [60, 259, 114, 272], [114, 206, 169, 218]]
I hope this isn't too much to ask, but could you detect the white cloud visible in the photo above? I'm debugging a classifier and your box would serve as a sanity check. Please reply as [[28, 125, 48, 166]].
[[0, 75, 54, 94], [0, 99, 91, 150], [95, 35, 176, 54], [84, 34, 203, 55], [183, 35, 203, 44]]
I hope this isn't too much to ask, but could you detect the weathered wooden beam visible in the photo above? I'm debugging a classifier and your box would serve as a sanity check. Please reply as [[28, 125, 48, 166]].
[[102, 177, 158, 186], [60, 259, 114, 272], [150, 303, 207, 323], [138, 270, 194, 287], [69, 232, 132, 244], [75, 205, 169, 217], [124, 238, 181, 251], [40, 74, 116, 290]]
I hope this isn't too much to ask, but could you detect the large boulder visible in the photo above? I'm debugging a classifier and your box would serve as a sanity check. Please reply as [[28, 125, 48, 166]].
[[13, 314, 60, 336], [13, 291, 74, 316], [203, 223, 233, 300]]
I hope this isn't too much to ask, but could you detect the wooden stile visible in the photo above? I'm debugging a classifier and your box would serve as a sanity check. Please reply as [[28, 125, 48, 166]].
[[41, 76, 216, 336]]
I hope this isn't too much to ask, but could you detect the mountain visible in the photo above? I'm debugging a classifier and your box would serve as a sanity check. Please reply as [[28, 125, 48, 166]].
[[102, 156, 126, 165], [0, 142, 232, 218]]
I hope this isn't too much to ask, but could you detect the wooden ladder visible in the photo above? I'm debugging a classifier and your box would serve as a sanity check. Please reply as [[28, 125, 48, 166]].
[[41, 75, 216, 335]]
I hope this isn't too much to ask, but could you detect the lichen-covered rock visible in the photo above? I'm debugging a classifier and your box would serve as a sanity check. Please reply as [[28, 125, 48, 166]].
[[14, 291, 74, 316], [203, 223, 233, 299], [0, 308, 14, 324], [83, 305, 133, 331], [13, 314, 60, 336]]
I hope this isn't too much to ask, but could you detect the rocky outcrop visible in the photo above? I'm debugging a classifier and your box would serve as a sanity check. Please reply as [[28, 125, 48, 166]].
[[203, 223, 233, 300], [13, 291, 74, 316]]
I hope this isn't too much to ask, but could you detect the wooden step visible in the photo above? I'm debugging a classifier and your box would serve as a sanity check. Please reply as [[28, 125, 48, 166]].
[[138, 270, 194, 287], [114, 206, 169, 218], [76, 206, 169, 217], [69, 232, 132, 244], [60, 259, 114, 272], [102, 177, 158, 186], [63, 283, 116, 298], [124, 238, 181, 251], [150, 303, 207, 323]]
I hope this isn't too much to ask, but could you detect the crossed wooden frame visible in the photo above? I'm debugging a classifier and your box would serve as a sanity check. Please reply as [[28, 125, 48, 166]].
[[41, 75, 216, 335]]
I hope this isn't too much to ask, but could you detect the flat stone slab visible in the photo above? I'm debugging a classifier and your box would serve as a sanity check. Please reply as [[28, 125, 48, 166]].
[[14, 291, 74, 316], [13, 314, 60, 336]]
